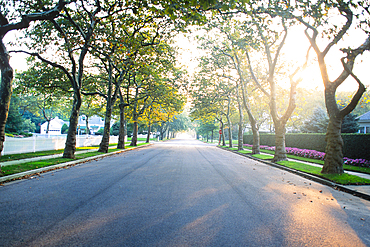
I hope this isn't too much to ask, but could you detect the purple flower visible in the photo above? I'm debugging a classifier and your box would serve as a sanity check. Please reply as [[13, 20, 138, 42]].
[[246, 143, 370, 167]]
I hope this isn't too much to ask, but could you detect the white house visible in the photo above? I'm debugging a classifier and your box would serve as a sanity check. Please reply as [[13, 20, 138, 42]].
[[40, 115, 115, 135], [77, 115, 114, 135], [40, 116, 65, 135], [357, 111, 370, 134]]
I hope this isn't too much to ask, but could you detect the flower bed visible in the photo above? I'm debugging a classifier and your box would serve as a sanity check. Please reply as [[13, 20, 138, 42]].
[[244, 144, 370, 168]]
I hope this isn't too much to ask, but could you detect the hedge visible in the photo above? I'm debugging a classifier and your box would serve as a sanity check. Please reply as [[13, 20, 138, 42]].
[[243, 133, 370, 160]]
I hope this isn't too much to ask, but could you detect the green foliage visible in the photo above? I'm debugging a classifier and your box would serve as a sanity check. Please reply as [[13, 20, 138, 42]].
[[110, 122, 120, 136], [5, 96, 24, 134], [22, 119, 36, 133], [196, 120, 218, 139], [300, 107, 328, 133], [95, 128, 104, 135], [341, 112, 359, 133], [61, 124, 68, 134], [342, 134, 370, 160]]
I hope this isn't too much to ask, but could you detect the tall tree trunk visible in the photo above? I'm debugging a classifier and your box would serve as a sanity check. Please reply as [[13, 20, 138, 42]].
[[63, 93, 81, 158], [46, 120, 51, 134], [86, 116, 90, 135], [159, 124, 165, 140], [146, 124, 151, 143], [130, 116, 138, 146], [322, 116, 344, 174], [0, 40, 13, 156], [117, 103, 127, 149], [236, 84, 244, 151], [272, 123, 287, 162], [242, 90, 260, 154], [250, 119, 260, 155], [226, 103, 232, 148], [98, 106, 113, 153]]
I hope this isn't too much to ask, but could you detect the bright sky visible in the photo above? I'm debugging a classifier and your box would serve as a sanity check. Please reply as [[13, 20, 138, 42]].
[[174, 24, 370, 93]]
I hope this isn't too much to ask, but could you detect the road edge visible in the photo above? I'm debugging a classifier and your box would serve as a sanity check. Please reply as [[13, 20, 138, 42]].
[[0, 143, 153, 184], [218, 146, 370, 201]]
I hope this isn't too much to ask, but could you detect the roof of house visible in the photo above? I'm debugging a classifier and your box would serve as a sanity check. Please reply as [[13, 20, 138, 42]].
[[357, 111, 370, 122]]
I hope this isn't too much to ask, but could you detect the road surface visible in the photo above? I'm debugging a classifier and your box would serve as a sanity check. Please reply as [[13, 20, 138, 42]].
[[1, 139, 369, 246]]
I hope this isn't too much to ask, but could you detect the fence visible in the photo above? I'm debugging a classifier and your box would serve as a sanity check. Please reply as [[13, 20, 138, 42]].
[[2, 135, 119, 155]]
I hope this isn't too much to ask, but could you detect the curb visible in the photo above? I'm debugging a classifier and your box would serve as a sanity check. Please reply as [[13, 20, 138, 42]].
[[0, 144, 152, 184], [218, 146, 370, 201]]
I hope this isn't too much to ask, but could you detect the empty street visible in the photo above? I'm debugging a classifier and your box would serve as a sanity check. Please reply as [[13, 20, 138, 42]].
[[1, 139, 369, 246]]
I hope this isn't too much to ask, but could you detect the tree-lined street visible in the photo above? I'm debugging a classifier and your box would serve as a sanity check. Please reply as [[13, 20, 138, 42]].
[[1, 139, 369, 246]]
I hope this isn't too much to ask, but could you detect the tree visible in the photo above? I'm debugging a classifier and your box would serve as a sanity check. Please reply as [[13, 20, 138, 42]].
[[14, 0, 104, 158], [341, 112, 359, 133], [239, 9, 310, 161], [13, 61, 71, 134], [286, 1, 370, 173], [300, 107, 329, 133], [5, 96, 24, 133], [0, 0, 68, 155]]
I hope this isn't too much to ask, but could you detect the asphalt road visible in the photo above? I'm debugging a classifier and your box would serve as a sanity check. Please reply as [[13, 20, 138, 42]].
[[1, 139, 370, 247]]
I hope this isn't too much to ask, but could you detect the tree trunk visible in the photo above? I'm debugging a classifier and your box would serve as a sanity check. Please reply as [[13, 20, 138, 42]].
[[130, 119, 138, 146], [322, 115, 344, 174], [46, 120, 50, 134], [251, 125, 260, 155], [98, 90, 116, 152], [238, 122, 243, 150], [86, 116, 90, 135], [117, 103, 126, 149], [227, 118, 232, 148], [244, 99, 260, 154], [159, 124, 165, 140], [63, 93, 81, 159], [146, 124, 151, 143], [0, 40, 13, 156], [236, 85, 244, 151], [166, 126, 170, 139], [98, 108, 113, 153], [272, 123, 287, 162]]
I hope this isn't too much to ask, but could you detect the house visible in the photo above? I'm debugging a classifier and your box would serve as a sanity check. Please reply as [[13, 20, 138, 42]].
[[77, 115, 114, 135], [40, 116, 65, 135], [357, 111, 370, 134], [40, 115, 115, 135]]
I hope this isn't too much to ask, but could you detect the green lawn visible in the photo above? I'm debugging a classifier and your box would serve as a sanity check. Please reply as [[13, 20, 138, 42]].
[[0, 142, 150, 162], [252, 154, 273, 160], [0, 143, 148, 177], [277, 160, 370, 185]]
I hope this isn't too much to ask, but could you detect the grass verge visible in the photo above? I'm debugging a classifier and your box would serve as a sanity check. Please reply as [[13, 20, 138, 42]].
[[0, 143, 148, 177], [277, 160, 370, 185], [244, 147, 370, 175], [252, 154, 273, 160], [0, 142, 144, 162]]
